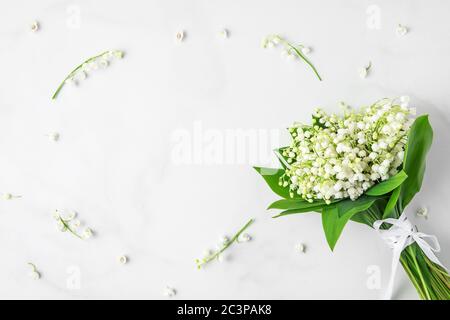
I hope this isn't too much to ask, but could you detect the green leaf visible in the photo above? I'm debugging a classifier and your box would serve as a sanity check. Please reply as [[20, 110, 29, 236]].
[[366, 170, 408, 196], [272, 205, 325, 218], [383, 186, 401, 219], [322, 196, 376, 251], [399, 115, 433, 208], [254, 167, 291, 199]]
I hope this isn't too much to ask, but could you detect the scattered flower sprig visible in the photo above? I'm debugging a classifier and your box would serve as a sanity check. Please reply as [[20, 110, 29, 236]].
[[280, 97, 415, 201], [416, 206, 428, 219], [30, 21, 39, 33], [195, 218, 254, 269], [51, 50, 124, 100], [164, 286, 177, 297], [261, 35, 322, 81], [27, 263, 40, 280], [53, 210, 93, 240]]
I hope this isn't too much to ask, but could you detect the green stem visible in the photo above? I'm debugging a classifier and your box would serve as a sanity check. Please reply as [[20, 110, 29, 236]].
[[400, 255, 426, 299], [265, 35, 322, 81]]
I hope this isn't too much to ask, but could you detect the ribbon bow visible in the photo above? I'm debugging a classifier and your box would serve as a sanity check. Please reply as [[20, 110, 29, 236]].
[[373, 212, 447, 299]]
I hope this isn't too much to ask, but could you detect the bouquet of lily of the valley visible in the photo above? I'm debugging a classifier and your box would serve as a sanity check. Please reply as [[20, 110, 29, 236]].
[[255, 98, 449, 300]]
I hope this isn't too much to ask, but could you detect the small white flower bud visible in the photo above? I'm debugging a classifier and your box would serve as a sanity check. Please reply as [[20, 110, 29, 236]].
[[47, 132, 60, 142], [28, 263, 40, 280], [30, 21, 39, 32], [118, 255, 128, 264], [64, 211, 77, 220], [113, 50, 125, 59], [175, 30, 185, 42], [358, 67, 368, 79], [219, 236, 230, 245], [416, 207, 428, 219], [296, 243, 306, 253], [75, 70, 86, 81]]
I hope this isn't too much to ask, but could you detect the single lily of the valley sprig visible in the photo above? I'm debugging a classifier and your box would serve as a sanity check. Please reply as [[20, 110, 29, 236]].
[[195, 218, 254, 269], [51, 50, 124, 100], [261, 35, 322, 81], [53, 210, 93, 240]]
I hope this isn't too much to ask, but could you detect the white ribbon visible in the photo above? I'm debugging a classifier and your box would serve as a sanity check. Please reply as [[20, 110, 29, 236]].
[[373, 212, 447, 300]]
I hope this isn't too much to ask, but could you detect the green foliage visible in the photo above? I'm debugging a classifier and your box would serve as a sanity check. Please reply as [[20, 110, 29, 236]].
[[254, 115, 434, 250]]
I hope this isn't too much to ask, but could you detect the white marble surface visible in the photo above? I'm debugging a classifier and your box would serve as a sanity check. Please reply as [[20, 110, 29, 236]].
[[0, 0, 449, 300]]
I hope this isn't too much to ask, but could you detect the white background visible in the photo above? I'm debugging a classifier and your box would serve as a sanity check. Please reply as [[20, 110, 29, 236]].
[[0, 0, 449, 299]]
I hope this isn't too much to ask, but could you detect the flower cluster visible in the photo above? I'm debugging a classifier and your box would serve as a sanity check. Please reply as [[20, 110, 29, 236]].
[[52, 50, 124, 99], [53, 210, 93, 240], [279, 97, 415, 202]]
